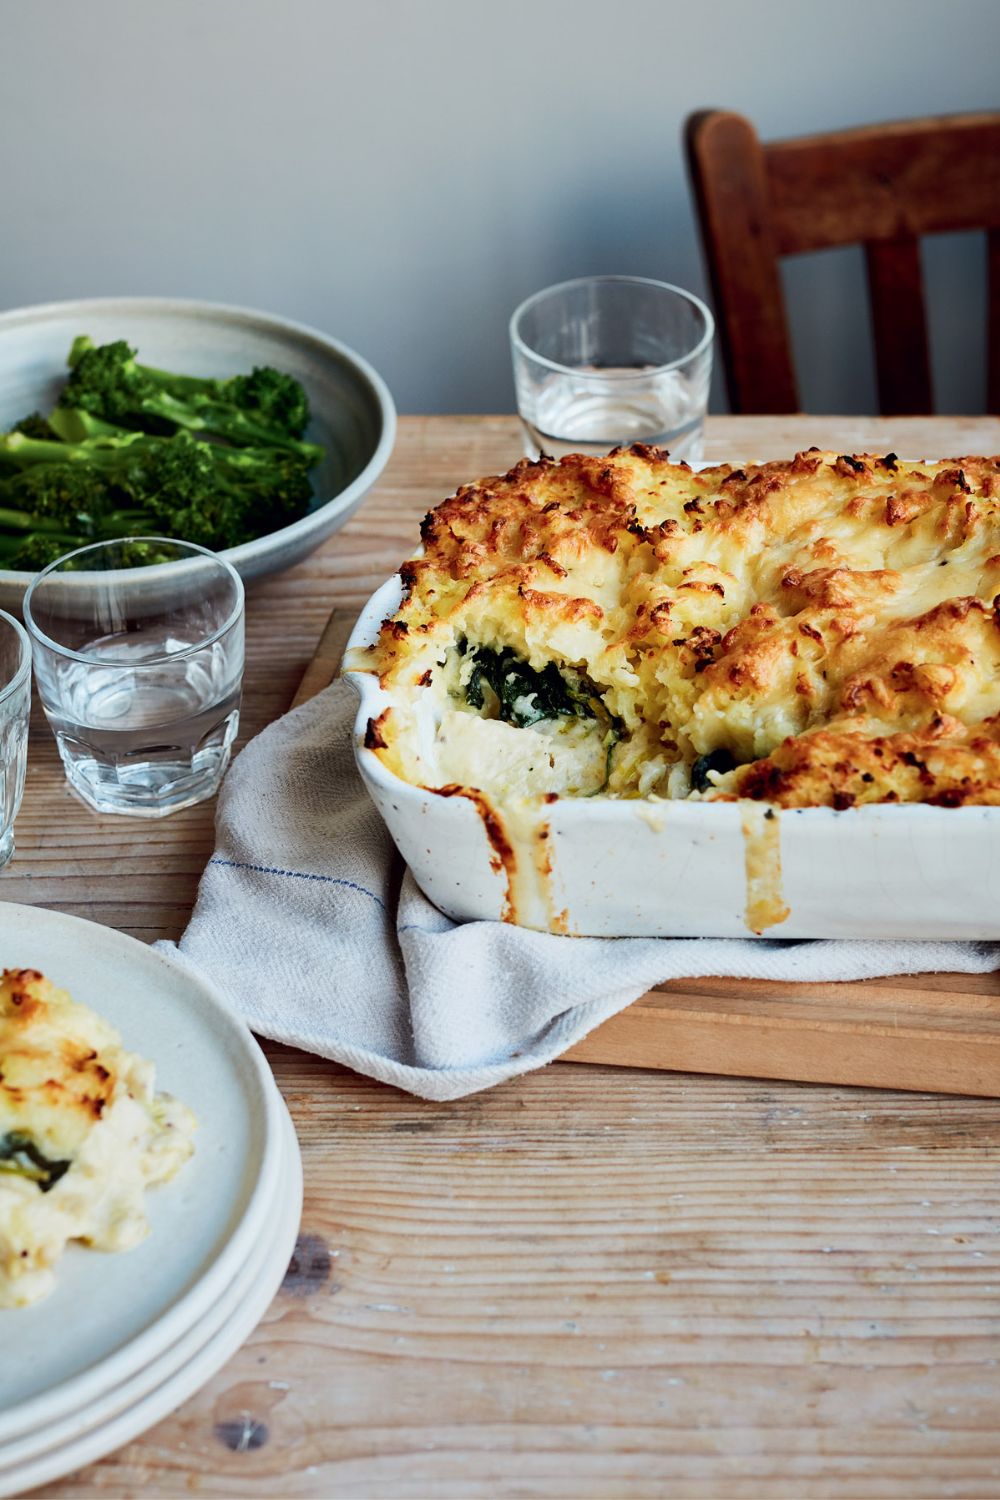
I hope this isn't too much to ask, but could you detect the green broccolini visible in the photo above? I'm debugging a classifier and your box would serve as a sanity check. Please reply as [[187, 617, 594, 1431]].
[[62, 337, 322, 462], [0, 336, 324, 567], [0, 421, 314, 567]]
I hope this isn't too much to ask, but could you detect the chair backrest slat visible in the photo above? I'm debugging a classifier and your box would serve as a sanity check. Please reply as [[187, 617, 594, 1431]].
[[865, 235, 933, 415], [687, 109, 1000, 415], [766, 115, 1000, 255], [685, 110, 797, 414]]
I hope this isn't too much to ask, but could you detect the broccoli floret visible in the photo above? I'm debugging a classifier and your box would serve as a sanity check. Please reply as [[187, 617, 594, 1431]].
[[0, 533, 176, 571], [0, 428, 314, 562], [101, 540, 179, 569], [127, 433, 314, 549], [0, 413, 64, 473], [2, 461, 118, 523], [5, 532, 84, 570], [0, 458, 130, 566], [226, 366, 310, 440], [9, 412, 60, 441], [136, 359, 310, 441], [63, 337, 322, 461], [100, 430, 314, 540]]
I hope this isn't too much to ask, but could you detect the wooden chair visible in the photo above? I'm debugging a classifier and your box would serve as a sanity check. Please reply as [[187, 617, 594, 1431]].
[[685, 110, 1000, 415]]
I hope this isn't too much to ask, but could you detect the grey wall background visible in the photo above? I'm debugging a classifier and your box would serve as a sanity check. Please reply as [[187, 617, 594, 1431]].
[[2, 0, 998, 415]]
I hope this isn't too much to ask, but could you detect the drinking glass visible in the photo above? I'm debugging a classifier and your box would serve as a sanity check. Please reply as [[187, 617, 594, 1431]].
[[510, 275, 714, 463], [24, 539, 244, 818], [0, 610, 31, 868]]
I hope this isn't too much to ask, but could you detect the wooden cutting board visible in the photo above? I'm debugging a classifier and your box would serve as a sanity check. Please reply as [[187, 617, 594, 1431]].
[[296, 608, 1000, 1097]]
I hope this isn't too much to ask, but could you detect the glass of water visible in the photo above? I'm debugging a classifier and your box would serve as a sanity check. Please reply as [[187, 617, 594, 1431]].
[[0, 610, 31, 868], [23, 538, 244, 818], [510, 275, 714, 463]]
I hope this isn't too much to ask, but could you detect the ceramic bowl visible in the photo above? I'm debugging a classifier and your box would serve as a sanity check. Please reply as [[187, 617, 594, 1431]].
[[0, 297, 396, 606]]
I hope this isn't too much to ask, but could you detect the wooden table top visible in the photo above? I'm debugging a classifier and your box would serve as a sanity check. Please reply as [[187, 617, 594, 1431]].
[[12, 413, 1000, 1499]]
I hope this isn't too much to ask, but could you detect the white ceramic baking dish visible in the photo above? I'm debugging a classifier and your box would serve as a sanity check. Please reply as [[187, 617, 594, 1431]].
[[346, 574, 1000, 939]]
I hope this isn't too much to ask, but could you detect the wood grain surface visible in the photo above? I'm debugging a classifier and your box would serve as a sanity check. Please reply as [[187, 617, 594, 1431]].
[[10, 414, 1000, 1500]]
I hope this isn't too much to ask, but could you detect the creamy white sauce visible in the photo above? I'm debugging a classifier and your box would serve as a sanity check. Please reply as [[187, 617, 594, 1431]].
[[0, 1054, 196, 1309]]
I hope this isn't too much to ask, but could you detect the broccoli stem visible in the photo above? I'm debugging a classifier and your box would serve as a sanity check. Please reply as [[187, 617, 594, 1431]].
[[48, 407, 136, 443], [0, 506, 76, 534], [0, 427, 145, 471], [137, 385, 321, 459]]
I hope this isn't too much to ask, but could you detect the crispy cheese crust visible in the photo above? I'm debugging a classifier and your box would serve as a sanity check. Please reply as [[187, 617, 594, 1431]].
[[365, 446, 1000, 809], [0, 969, 196, 1307]]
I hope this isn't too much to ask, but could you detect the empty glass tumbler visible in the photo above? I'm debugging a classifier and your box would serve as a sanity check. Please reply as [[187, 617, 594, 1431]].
[[510, 275, 714, 463], [0, 610, 30, 868], [24, 538, 244, 818]]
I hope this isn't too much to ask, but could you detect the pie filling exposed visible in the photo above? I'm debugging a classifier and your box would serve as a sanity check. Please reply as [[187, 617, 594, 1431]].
[[0, 968, 196, 1307], [361, 446, 1000, 811]]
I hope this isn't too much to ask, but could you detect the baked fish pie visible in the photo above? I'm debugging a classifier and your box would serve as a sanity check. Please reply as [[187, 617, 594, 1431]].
[[0, 968, 196, 1308]]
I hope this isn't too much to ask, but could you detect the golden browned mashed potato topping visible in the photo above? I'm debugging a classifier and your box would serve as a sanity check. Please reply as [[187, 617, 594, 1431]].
[[363, 446, 1000, 810], [0, 968, 196, 1308]]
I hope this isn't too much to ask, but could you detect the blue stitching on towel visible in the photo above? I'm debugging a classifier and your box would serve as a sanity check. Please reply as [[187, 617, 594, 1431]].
[[208, 858, 386, 911]]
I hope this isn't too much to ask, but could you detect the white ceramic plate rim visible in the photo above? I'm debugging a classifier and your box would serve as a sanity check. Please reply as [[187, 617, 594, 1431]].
[[0, 1102, 301, 1475], [0, 294, 397, 587], [0, 904, 284, 1442], [0, 1105, 303, 1497]]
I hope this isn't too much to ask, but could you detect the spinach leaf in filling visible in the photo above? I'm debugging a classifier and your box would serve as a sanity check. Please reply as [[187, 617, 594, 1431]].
[[463, 643, 597, 728], [0, 1131, 72, 1193], [691, 748, 737, 792], [460, 642, 622, 790]]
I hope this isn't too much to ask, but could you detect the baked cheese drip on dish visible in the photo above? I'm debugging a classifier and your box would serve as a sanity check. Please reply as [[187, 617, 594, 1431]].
[[0, 968, 196, 1308], [363, 446, 1000, 809]]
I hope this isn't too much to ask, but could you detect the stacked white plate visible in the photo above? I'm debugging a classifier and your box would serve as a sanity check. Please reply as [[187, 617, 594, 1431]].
[[0, 904, 303, 1496]]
